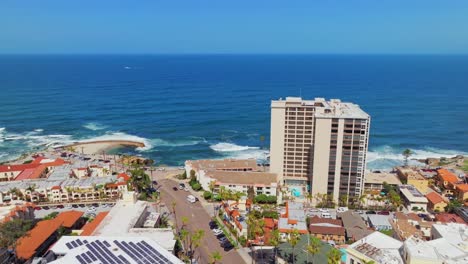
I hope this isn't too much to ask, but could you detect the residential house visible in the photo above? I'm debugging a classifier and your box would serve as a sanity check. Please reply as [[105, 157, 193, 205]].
[[278, 202, 308, 240], [403, 223, 468, 264], [364, 171, 402, 193], [396, 167, 429, 194], [455, 184, 468, 202], [398, 185, 428, 212], [339, 211, 373, 242], [391, 212, 425, 241], [367, 214, 392, 231], [425, 191, 448, 212], [0, 201, 35, 223], [436, 168, 461, 197], [308, 216, 345, 244], [434, 213, 466, 224]]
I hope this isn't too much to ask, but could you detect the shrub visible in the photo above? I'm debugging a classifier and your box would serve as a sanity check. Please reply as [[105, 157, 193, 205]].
[[254, 194, 277, 204], [239, 235, 247, 247], [203, 191, 212, 200], [262, 210, 279, 219], [192, 183, 202, 191]]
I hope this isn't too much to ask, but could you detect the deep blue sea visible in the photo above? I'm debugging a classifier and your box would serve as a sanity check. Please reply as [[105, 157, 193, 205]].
[[0, 55, 467, 170]]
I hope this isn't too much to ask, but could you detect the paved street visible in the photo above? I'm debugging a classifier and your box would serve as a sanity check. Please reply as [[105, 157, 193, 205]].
[[158, 178, 246, 264]]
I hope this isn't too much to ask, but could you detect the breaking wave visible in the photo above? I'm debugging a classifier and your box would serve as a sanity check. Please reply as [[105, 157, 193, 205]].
[[83, 122, 108, 131], [151, 137, 207, 147], [210, 142, 259, 152], [210, 142, 268, 161], [78, 132, 152, 151]]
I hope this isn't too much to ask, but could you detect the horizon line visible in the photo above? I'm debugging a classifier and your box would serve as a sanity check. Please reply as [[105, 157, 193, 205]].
[[0, 53, 468, 56]]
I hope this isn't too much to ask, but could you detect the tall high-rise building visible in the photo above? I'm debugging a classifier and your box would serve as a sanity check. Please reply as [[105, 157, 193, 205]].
[[270, 97, 370, 203]]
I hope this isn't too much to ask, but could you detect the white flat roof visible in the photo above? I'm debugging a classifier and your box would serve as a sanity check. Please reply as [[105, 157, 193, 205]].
[[405, 236, 468, 263], [398, 185, 428, 203], [348, 231, 404, 264], [50, 236, 183, 264], [91, 200, 176, 251]]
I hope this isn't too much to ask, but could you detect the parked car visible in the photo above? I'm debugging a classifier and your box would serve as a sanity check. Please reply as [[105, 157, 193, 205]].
[[72, 204, 79, 208], [57, 205, 64, 209], [65, 204, 73, 209], [42, 206, 50, 210], [92, 203, 99, 207], [378, 211, 390, 215], [179, 183, 186, 190], [34, 207, 42, 210], [79, 204, 85, 208], [213, 229, 223, 236], [223, 243, 234, 251], [337, 207, 348, 213], [417, 213, 427, 218], [366, 210, 376, 214], [172, 187, 178, 191], [219, 237, 228, 243], [216, 233, 226, 239], [319, 208, 329, 213]]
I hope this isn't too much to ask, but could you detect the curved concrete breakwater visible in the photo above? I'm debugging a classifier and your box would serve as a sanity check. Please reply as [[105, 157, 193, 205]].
[[58, 140, 146, 155]]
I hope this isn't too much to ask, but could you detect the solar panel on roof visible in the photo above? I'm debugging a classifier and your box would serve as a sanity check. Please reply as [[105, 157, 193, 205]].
[[81, 253, 91, 263], [118, 255, 131, 264], [103, 240, 111, 247], [75, 255, 87, 264], [71, 241, 78, 248], [139, 240, 171, 263], [87, 251, 97, 262], [76, 239, 83, 246], [65, 242, 73, 249]]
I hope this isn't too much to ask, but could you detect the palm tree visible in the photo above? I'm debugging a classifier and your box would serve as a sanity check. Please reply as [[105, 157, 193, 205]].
[[306, 235, 321, 263], [402, 149, 413, 167], [326, 247, 342, 264], [287, 229, 300, 264], [171, 201, 178, 230], [339, 194, 348, 207], [306, 193, 313, 205], [269, 229, 280, 264], [190, 229, 205, 263], [209, 251, 222, 264], [209, 180, 216, 202], [358, 194, 366, 209]]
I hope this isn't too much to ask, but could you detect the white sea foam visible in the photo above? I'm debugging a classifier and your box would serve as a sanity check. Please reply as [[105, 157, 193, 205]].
[[210, 142, 259, 152], [83, 122, 108, 131], [34, 128, 44, 132], [367, 145, 468, 170], [210, 142, 268, 161], [151, 137, 206, 147]]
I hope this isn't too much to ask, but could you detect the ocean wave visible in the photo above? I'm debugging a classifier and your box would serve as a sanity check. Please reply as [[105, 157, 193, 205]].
[[367, 145, 467, 170], [210, 142, 259, 152], [1, 129, 73, 148], [151, 137, 206, 147], [34, 128, 44, 132], [83, 122, 108, 131]]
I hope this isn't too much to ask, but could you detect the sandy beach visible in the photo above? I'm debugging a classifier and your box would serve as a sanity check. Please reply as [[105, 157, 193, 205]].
[[58, 140, 146, 155]]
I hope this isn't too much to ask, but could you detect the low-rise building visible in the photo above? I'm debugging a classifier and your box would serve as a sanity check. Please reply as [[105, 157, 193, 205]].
[[49, 236, 183, 264], [454, 206, 468, 223], [339, 210, 373, 242], [426, 191, 448, 212], [403, 223, 468, 264], [185, 159, 278, 196], [86, 192, 177, 253], [278, 202, 308, 240], [436, 168, 462, 196], [391, 212, 425, 241], [398, 185, 428, 212], [0, 201, 35, 222], [455, 184, 468, 202], [364, 171, 402, 192], [396, 167, 429, 194], [434, 213, 466, 224], [15, 211, 84, 262], [308, 216, 345, 244], [367, 214, 392, 231], [346, 231, 404, 264]]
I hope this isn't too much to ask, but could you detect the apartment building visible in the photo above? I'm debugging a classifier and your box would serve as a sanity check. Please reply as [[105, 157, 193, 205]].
[[270, 97, 370, 203]]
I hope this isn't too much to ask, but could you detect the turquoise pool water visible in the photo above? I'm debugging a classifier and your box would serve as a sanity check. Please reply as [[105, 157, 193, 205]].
[[340, 248, 347, 263]]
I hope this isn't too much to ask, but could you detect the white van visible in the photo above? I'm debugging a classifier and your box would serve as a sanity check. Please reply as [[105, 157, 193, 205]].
[[321, 212, 332, 219], [187, 195, 197, 203]]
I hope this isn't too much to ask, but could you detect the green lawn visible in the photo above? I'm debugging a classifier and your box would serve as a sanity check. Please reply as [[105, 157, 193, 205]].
[[462, 159, 468, 172], [379, 229, 394, 237]]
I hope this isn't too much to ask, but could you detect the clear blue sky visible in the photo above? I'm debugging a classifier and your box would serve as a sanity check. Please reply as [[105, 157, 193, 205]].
[[1, 0, 468, 54]]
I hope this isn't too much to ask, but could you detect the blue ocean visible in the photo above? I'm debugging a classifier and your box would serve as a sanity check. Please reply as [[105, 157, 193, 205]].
[[0, 55, 467, 170]]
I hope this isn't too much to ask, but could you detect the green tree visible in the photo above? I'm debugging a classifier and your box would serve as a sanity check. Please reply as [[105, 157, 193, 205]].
[[446, 199, 462, 213], [270, 229, 280, 264], [327, 248, 342, 264], [307, 236, 322, 263], [402, 149, 413, 167], [287, 229, 300, 264], [209, 180, 216, 202], [0, 219, 35, 248], [190, 169, 196, 180], [209, 251, 222, 264], [339, 194, 348, 207], [129, 166, 151, 192]]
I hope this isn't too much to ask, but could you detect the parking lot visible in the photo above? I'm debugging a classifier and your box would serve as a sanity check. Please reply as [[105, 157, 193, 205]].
[[33, 202, 115, 219]]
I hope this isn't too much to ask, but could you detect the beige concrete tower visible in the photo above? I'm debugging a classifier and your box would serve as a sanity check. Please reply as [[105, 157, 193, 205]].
[[270, 97, 370, 204]]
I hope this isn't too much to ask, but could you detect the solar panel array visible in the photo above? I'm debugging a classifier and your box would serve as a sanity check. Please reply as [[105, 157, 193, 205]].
[[64, 239, 172, 264]]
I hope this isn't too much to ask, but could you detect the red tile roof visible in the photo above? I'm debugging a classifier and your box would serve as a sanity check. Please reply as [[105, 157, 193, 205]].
[[80, 212, 109, 236], [15, 219, 62, 260], [118, 173, 131, 182], [435, 213, 466, 224], [55, 210, 84, 228], [426, 192, 446, 205], [437, 169, 459, 184], [51, 186, 61, 190], [456, 184, 468, 192], [309, 225, 346, 236]]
